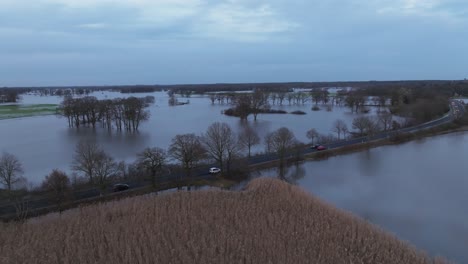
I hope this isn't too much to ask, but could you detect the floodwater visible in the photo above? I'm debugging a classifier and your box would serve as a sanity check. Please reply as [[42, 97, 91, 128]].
[[1, 90, 466, 262], [0, 90, 373, 184], [253, 133, 468, 263]]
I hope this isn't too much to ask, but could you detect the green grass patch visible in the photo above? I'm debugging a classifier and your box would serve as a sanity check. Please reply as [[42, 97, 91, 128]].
[[0, 104, 58, 119]]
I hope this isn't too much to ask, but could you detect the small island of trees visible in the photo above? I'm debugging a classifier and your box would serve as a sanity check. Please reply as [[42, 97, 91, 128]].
[[59, 96, 155, 132]]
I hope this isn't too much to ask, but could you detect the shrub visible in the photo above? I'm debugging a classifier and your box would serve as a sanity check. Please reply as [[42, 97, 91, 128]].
[[290, 110, 306, 115]]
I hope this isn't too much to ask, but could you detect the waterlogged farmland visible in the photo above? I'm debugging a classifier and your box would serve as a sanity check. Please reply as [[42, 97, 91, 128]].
[[0, 89, 466, 263], [0, 90, 375, 184], [0, 104, 58, 119]]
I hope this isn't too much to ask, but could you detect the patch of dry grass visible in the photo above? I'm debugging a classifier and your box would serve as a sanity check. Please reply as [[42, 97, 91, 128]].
[[0, 178, 450, 264]]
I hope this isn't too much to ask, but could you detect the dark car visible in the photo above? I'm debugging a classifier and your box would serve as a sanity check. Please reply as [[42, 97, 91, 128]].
[[311, 144, 321, 149], [113, 183, 130, 192]]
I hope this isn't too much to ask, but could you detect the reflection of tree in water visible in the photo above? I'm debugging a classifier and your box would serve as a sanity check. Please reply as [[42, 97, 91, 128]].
[[278, 164, 306, 184], [358, 149, 380, 177]]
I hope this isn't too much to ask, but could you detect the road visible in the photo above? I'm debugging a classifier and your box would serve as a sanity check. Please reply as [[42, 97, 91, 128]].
[[0, 100, 464, 220]]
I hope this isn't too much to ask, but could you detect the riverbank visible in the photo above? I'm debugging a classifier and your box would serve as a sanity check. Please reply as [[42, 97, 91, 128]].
[[0, 104, 58, 119]]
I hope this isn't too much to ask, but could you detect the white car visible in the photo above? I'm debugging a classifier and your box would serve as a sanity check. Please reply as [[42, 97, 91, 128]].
[[209, 167, 221, 174]]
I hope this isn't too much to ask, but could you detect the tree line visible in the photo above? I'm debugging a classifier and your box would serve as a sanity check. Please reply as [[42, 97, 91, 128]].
[[208, 86, 452, 126], [0, 88, 21, 103], [0, 114, 402, 197], [0, 98, 463, 218], [60, 96, 154, 132]]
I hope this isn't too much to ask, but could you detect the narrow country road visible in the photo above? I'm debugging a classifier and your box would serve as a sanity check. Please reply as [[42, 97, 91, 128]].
[[0, 100, 464, 220]]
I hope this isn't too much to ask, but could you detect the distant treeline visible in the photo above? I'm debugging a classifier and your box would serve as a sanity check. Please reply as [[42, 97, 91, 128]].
[[0, 88, 21, 103], [60, 96, 154, 132], [4, 79, 468, 98]]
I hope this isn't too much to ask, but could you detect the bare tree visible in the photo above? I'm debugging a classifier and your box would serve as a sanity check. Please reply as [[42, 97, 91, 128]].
[[342, 125, 349, 139], [116, 161, 128, 180], [352, 116, 371, 137], [317, 133, 336, 144], [168, 93, 178, 106], [225, 136, 243, 176], [345, 91, 366, 113], [238, 126, 260, 158], [169, 134, 206, 189], [209, 94, 216, 104], [93, 151, 118, 193], [122, 97, 150, 131], [332, 119, 348, 140], [202, 122, 239, 172], [310, 89, 321, 105], [136, 147, 167, 189], [367, 117, 381, 136], [277, 92, 286, 105], [0, 152, 24, 194], [306, 128, 319, 144], [71, 141, 117, 193], [378, 112, 393, 131], [42, 169, 71, 212], [352, 116, 380, 137], [230, 94, 252, 120], [71, 141, 100, 184], [265, 127, 296, 168], [250, 90, 270, 121], [378, 95, 387, 108]]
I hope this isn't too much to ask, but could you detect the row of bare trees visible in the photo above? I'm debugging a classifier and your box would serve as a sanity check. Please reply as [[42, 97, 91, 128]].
[[1, 114, 401, 198], [211, 90, 335, 107], [60, 96, 154, 132], [66, 123, 261, 193], [218, 89, 394, 122], [0, 114, 406, 216], [305, 114, 399, 146]]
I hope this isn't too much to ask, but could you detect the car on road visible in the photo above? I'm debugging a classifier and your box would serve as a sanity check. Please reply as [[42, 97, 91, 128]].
[[311, 144, 321, 149], [209, 167, 221, 174], [113, 183, 130, 192], [316, 145, 327, 151]]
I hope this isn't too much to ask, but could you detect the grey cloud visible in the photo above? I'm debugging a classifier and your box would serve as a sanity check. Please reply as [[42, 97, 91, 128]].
[[0, 0, 467, 86]]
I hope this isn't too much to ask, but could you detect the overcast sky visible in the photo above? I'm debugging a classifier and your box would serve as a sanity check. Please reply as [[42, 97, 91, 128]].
[[1, 0, 467, 86]]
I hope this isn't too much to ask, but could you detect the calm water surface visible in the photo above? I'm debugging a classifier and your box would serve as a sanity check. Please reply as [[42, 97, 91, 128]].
[[0, 91, 372, 184], [1, 91, 466, 262], [253, 133, 468, 263]]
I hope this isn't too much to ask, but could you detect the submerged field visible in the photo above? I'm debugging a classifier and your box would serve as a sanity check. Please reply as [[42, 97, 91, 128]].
[[0, 104, 58, 119], [0, 178, 449, 264]]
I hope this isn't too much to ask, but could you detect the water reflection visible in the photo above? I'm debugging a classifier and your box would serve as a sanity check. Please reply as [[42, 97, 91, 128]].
[[282, 164, 306, 184], [357, 149, 380, 177], [253, 133, 468, 263], [2, 90, 379, 184]]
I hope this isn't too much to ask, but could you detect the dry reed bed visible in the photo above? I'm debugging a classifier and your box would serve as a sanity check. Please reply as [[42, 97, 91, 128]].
[[0, 178, 450, 264]]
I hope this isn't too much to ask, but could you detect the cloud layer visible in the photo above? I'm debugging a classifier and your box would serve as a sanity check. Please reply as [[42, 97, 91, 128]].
[[0, 0, 467, 86]]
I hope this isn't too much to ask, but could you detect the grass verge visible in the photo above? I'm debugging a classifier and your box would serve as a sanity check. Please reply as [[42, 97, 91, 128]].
[[0, 104, 58, 119]]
